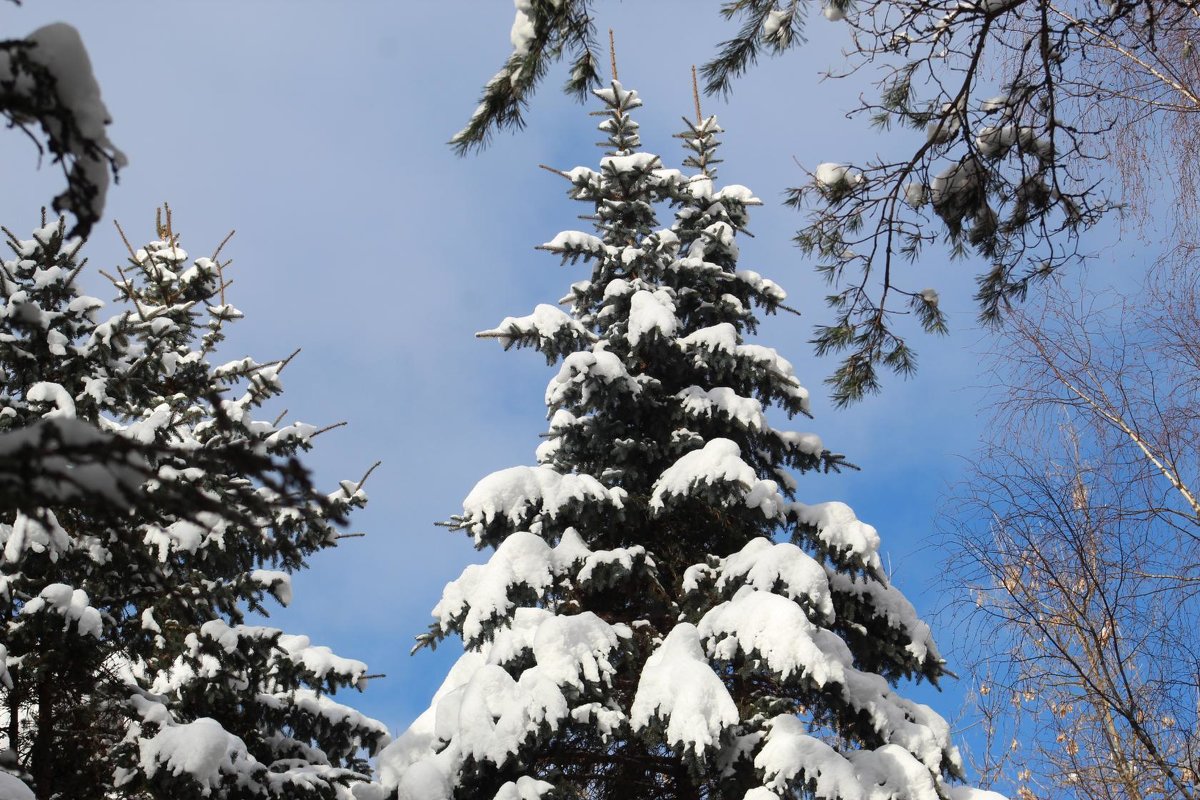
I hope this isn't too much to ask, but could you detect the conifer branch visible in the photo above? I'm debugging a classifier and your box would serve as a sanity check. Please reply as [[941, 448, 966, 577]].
[[311, 421, 349, 438], [354, 460, 382, 492], [538, 163, 571, 180], [607, 28, 618, 82]]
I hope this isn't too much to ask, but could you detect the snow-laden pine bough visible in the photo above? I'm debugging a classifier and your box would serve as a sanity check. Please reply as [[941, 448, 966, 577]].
[[385, 81, 1006, 800], [0, 23, 126, 238]]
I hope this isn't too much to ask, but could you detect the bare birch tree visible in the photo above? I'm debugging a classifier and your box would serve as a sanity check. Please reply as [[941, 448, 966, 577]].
[[943, 263, 1200, 800]]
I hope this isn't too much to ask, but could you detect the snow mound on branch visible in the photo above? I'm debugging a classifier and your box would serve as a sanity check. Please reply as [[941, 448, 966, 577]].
[[462, 466, 625, 534], [260, 688, 390, 744], [21, 583, 102, 637], [139, 718, 256, 793], [677, 386, 767, 432], [510, 0, 536, 54], [386, 610, 632, 795], [650, 438, 784, 517], [277, 633, 369, 683], [546, 343, 642, 407], [434, 530, 582, 642], [814, 163, 862, 188], [842, 669, 954, 769], [946, 788, 1010, 800], [0, 772, 34, 800], [755, 715, 942, 800], [789, 501, 882, 571], [480, 303, 593, 347], [676, 324, 810, 409], [826, 568, 940, 663], [17, 24, 127, 231], [600, 152, 659, 174], [529, 611, 628, 691], [700, 588, 849, 687], [439, 664, 561, 764], [627, 289, 678, 346], [494, 776, 555, 800], [379, 654, 485, 794], [540, 230, 609, 258], [630, 623, 737, 757], [716, 538, 834, 621]]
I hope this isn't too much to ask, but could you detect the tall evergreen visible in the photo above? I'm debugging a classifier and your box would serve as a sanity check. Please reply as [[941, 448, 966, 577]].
[[0, 214, 388, 800], [384, 84, 997, 800]]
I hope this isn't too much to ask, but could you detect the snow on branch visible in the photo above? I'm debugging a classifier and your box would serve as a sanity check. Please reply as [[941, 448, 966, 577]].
[[0, 24, 126, 237]]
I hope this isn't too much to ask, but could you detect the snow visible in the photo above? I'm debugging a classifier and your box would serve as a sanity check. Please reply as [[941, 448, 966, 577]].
[[677, 386, 767, 432], [600, 152, 660, 174], [139, 718, 255, 795], [925, 114, 961, 144], [434, 531, 574, 643], [630, 623, 737, 757], [755, 716, 862, 798], [266, 688, 390, 743], [789, 501, 883, 571], [21, 583, 102, 637], [461, 465, 625, 539], [250, 569, 293, 606], [930, 159, 982, 206], [4, 511, 70, 562], [755, 716, 942, 800], [0, 773, 34, 800], [676, 326, 810, 410], [18, 24, 128, 227], [716, 538, 834, 621], [841, 669, 953, 769], [826, 569, 940, 663], [678, 322, 739, 354], [814, 163, 863, 189], [763, 8, 793, 38], [593, 81, 641, 110], [903, 183, 927, 208], [824, 4, 848, 20], [626, 289, 678, 346], [529, 611, 626, 691], [541, 230, 608, 257], [946, 788, 1010, 800], [277, 633, 369, 683], [546, 343, 642, 407], [510, 0, 536, 55], [713, 184, 761, 205], [738, 344, 810, 407], [736, 269, 788, 303], [774, 430, 825, 455], [651, 438, 784, 517], [847, 745, 940, 800], [919, 288, 940, 307], [700, 588, 848, 687], [974, 124, 1018, 157], [378, 653, 485, 791], [494, 777, 555, 800], [454, 663, 569, 766], [143, 518, 220, 562], [479, 303, 593, 348], [26, 382, 76, 418]]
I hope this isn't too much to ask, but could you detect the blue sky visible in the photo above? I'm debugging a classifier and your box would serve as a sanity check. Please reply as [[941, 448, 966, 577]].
[[0, 0, 1138, 758]]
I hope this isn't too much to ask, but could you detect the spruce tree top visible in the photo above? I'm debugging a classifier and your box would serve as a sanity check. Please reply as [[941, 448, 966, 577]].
[[384, 83, 1002, 800], [0, 214, 388, 800]]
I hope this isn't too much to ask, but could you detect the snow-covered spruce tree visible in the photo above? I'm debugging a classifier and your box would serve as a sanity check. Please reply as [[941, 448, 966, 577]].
[[0, 214, 389, 800], [383, 84, 1000, 800]]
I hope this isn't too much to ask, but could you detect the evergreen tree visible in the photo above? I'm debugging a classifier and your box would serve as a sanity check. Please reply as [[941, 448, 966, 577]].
[[0, 213, 389, 800], [383, 83, 1001, 800]]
